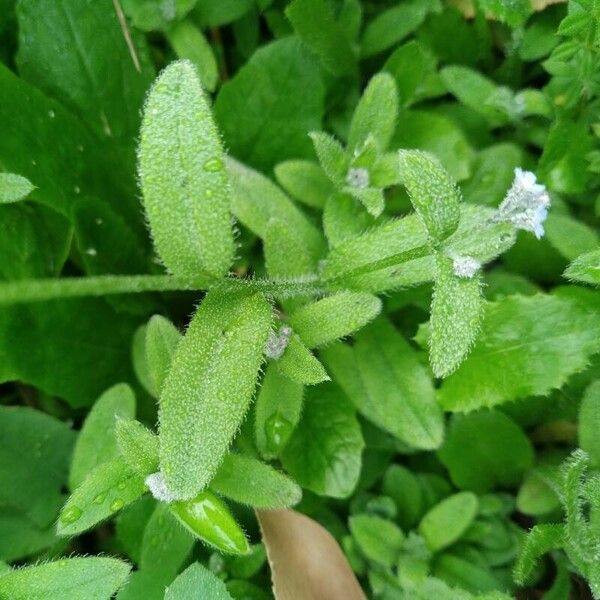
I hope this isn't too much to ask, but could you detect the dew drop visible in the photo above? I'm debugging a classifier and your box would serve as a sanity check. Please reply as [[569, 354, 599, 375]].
[[265, 413, 293, 452], [205, 189, 214, 198], [92, 493, 106, 505], [85, 247, 97, 257], [95, 217, 103, 225], [60, 505, 82, 524], [77, 144, 84, 152], [203, 157, 223, 172], [48, 110, 55, 119], [73, 185, 81, 194], [110, 498, 124, 512], [117, 480, 127, 490]]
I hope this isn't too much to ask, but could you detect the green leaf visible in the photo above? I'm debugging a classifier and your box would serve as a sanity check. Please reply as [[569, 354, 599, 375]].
[[349, 514, 405, 567], [139, 60, 234, 279], [264, 219, 316, 279], [57, 457, 146, 536], [192, 0, 253, 27], [545, 213, 599, 262], [438, 411, 534, 493], [310, 131, 349, 187], [115, 418, 160, 478], [210, 453, 302, 509], [69, 383, 136, 490], [382, 465, 424, 530], [16, 0, 153, 144], [165, 563, 233, 600], [140, 503, 194, 579], [275, 334, 330, 385], [438, 294, 600, 411], [274, 160, 333, 209], [347, 73, 398, 153], [170, 491, 250, 555], [159, 290, 272, 499], [579, 380, 600, 467], [418, 492, 479, 552], [0, 557, 131, 600], [513, 524, 565, 584], [255, 363, 304, 458], [0, 173, 34, 203], [564, 248, 600, 284], [288, 291, 382, 348], [398, 150, 461, 243], [429, 254, 484, 378], [321, 319, 444, 450], [281, 384, 364, 498], [0, 298, 138, 408], [215, 37, 325, 171], [286, 0, 356, 76], [167, 19, 219, 92], [145, 315, 181, 397]]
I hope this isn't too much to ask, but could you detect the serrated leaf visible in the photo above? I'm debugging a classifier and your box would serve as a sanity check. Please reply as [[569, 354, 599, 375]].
[[255, 364, 304, 458], [211, 453, 302, 509], [274, 160, 332, 209], [438, 294, 600, 411], [564, 248, 600, 284], [275, 334, 330, 385], [165, 563, 233, 600], [513, 524, 565, 584], [286, 0, 356, 76], [438, 411, 534, 493], [347, 73, 398, 153], [281, 384, 364, 498], [69, 383, 136, 490], [418, 492, 479, 552], [430, 254, 484, 378], [321, 319, 444, 450], [145, 314, 181, 397], [58, 457, 146, 536], [288, 291, 382, 348], [159, 290, 272, 499], [115, 418, 159, 478], [0, 557, 131, 600], [139, 60, 234, 279], [349, 514, 405, 567], [0, 173, 34, 203], [398, 150, 461, 243]]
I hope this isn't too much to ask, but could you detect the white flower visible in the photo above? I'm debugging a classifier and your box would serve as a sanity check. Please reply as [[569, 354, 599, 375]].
[[452, 255, 481, 279], [345, 167, 370, 189], [145, 471, 177, 503], [497, 168, 550, 239], [264, 325, 293, 360]]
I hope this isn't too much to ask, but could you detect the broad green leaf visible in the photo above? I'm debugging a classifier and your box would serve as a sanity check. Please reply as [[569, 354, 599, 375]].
[[432, 553, 501, 594], [0, 509, 58, 562], [288, 291, 382, 348], [281, 384, 364, 498], [0, 297, 138, 408], [58, 457, 146, 536], [360, 1, 430, 57], [140, 504, 194, 578], [115, 496, 155, 564], [438, 411, 534, 493], [274, 160, 333, 209], [69, 383, 136, 490], [382, 465, 424, 530], [255, 364, 304, 458], [545, 213, 599, 261], [228, 158, 325, 262], [429, 254, 484, 378], [145, 314, 181, 397], [286, 0, 356, 76], [16, 0, 153, 145], [517, 464, 562, 517], [0, 406, 74, 535], [192, 0, 253, 27], [275, 334, 330, 385], [347, 73, 398, 153], [321, 319, 444, 450], [438, 294, 600, 411], [139, 60, 234, 279], [170, 491, 250, 554], [564, 248, 600, 284], [215, 37, 325, 171], [167, 19, 218, 92], [115, 418, 160, 478], [349, 514, 405, 567], [392, 110, 474, 182], [322, 191, 377, 249], [264, 219, 316, 279], [211, 453, 302, 509], [310, 131, 349, 186], [0, 557, 131, 600], [398, 150, 461, 243], [159, 290, 272, 499], [418, 492, 479, 552], [579, 380, 600, 466], [165, 563, 233, 600], [0, 173, 34, 203]]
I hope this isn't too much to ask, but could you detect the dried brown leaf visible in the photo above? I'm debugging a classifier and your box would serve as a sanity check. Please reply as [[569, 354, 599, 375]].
[[257, 509, 366, 600]]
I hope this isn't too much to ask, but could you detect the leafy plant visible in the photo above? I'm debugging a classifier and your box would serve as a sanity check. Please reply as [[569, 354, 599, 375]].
[[1, 0, 600, 598]]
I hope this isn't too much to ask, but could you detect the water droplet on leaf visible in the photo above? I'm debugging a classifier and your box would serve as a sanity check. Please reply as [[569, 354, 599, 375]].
[[110, 498, 124, 512], [60, 506, 82, 524], [265, 413, 293, 453], [203, 157, 223, 172]]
